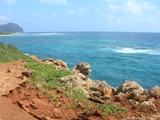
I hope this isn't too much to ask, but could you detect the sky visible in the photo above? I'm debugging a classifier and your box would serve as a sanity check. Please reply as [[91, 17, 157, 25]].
[[0, 0, 160, 32]]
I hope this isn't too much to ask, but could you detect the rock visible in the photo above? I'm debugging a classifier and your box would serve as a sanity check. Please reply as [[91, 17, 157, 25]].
[[117, 81, 144, 94], [73, 62, 92, 76], [76, 73, 88, 81], [21, 70, 33, 78], [148, 86, 160, 99], [30, 55, 41, 62], [88, 97, 105, 104], [115, 92, 127, 102], [128, 99, 140, 109], [82, 109, 102, 117], [137, 101, 157, 112], [54, 60, 68, 69], [137, 95, 147, 102], [91, 80, 113, 96], [89, 91, 101, 97], [42, 58, 54, 62], [7, 68, 13, 73], [53, 108, 62, 118], [42, 58, 68, 69], [101, 95, 111, 101]]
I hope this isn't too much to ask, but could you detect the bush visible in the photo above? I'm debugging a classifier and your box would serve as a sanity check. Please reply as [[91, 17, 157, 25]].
[[0, 42, 31, 62]]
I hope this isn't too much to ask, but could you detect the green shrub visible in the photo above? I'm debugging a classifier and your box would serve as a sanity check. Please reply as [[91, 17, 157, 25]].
[[26, 62, 72, 89], [0, 42, 31, 62], [100, 104, 128, 116]]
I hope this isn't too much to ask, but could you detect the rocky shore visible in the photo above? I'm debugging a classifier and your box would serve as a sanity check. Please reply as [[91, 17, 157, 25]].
[[26, 55, 160, 120]]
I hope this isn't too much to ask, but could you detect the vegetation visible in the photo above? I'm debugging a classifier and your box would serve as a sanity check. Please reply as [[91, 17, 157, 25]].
[[26, 62, 73, 89], [100, 103, 128, 116], [0, 42, 31, 63]]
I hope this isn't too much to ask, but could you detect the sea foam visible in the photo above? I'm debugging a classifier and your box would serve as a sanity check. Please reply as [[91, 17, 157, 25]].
[[21, 32, 64, 36], [115, 48, 160, 55]]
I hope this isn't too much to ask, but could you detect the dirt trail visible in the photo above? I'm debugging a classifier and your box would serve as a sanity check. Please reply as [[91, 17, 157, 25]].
[[0, 61, 37, 120]]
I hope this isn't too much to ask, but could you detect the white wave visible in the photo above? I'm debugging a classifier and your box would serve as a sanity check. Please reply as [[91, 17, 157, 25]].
[[31, 33, 63, 36], [22, 32, 64, 36], [115, 48, 160, 55]]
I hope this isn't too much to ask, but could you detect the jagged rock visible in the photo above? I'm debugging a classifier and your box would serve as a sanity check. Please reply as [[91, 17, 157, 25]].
[[128, 99, 140, 109], [88, 97, 105, 104], [53, 108, 62, 118], [148, 86, 160, 99], [101, 95, 111, 101], [137, 95, 147, 102], [42, 58, 54, 62], [115, 92, 127, 102], [137, 101, 157, 112], [42, 58, 69, 69], [89, 91, 101, 97], [30, 55, 41, 62], [82, 109, 102, 117], [73, 62, 92, 76], [7, 68, 13, 73], [117, 81, 144, 94], [22, 70, 33, 78], [59, 75, 93, 89], [91, 80, 113, 96], [54, 60, 68, 69]]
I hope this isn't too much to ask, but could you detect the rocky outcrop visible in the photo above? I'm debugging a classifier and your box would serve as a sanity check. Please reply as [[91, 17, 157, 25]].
[[117, 81, 144, 94], [30, 55, 41, 62], [73, 62, 92, 76], [27, 56, 160, 118], [148, 87, 160, 99], [42, 58, 69, 70]]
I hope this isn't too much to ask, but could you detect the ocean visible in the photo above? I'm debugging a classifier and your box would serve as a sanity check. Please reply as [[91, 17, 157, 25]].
[[0, 32, 160, 88]]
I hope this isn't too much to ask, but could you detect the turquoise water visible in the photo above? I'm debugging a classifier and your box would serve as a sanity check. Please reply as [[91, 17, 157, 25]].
[[0, 32, 160, 88]]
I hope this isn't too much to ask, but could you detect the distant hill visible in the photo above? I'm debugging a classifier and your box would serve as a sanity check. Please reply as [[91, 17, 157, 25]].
[[0, 23, 23, 33]]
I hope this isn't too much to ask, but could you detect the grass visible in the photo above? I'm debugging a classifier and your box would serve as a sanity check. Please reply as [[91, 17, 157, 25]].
[[0, 42, 31, 63], [100, 103, 128, 116], [65, 86, 88, 102], [26, 61, 73, 89]]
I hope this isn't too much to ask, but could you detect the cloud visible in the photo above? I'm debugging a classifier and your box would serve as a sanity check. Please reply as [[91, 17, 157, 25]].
[[0, 15, 7, 20], [41, 0, 68, 5], [124, 0, 155, 15], [124, 0, 143, 15], [109, 4, 119, 11], [106, 14, 120, 23], [68, 8, 88, 15], [5, 0, 16, 4], [68, 10, 75, 14]]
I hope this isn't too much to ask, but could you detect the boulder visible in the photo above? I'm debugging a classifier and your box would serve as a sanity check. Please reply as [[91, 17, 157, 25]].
[[91, 80, 113, 96], [115, 92, 127, 102], [54, 60, 68, 69], [148, 87, 160, 99], [42, 58, 54, 63], [30, 55, 41, 62], [117, 81, 144, 96], [137, 101, 157, 112], [7, 68, 13, 73], [73, 62, 92, 76], [42, 58, 69, 69], [22, 70, 33, 78], [53, 108, 62, 118]]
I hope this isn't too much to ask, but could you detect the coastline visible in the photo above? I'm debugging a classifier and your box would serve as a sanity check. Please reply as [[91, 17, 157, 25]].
[[0, 42, 160, 120], [0, 32, 21, 36]]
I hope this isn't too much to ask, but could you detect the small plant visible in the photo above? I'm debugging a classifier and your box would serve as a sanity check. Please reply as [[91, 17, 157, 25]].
[[43, 90, 58, 103], [26, 62, 73, 89], [0, 42, 32, 62], [100, 103, 128, 116]]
